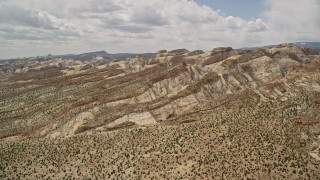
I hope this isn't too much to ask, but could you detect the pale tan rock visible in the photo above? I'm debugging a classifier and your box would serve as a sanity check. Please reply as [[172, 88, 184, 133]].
[[128, 112, 157, 126]]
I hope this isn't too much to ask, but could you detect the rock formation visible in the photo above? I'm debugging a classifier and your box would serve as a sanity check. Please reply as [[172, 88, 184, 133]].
[[0, 44, 319, 179]]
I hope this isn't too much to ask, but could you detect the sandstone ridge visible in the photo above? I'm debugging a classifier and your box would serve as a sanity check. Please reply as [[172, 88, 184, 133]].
[[0, 43, 320, 179]]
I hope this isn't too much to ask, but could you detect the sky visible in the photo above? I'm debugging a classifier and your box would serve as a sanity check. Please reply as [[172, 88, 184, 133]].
[[0, 0, 319, 59], [195, 0, 264, 20]]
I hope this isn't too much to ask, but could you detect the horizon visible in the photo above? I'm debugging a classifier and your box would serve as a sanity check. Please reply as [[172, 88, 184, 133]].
[[1, 41, 320, 60], [0, 0, 320, 59]]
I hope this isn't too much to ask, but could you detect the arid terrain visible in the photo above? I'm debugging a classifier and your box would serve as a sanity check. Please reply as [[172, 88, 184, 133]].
[[0, 43, 320, 179]]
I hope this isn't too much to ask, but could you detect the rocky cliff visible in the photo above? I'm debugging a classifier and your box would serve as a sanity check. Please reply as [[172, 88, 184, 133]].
[[0, 43, 319, 179]]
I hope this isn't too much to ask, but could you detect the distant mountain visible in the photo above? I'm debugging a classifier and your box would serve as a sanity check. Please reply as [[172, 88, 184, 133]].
[[53, 51, 156, 61], [108, 52, 155, 60], [293, 42, 320, 50], [0, 51, 156, 64], [238, 42, 320, 51]]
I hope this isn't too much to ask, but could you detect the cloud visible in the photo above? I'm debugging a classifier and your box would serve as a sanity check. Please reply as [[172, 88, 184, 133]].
[[0, 3, 67, 31], [0, 0, 319, 59], [246, 19, 268, 32], [262, 0, 320, 43]]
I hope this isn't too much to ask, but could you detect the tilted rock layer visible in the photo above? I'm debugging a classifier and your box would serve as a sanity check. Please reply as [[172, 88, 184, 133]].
[[0, 43, 319, 179]]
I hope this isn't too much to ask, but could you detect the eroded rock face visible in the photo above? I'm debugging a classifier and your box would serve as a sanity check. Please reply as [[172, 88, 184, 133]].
[[1, 43, 320, 179], [100, 112, 156, 129], [63, 112, 94, 137], [303, 47, 319, 55], [211, 47, 233, 55], [128, 112, 157, 126], [240, 56, 282, 82], [0, 44, 319, 139], [188, 50, 204, 56], [168, 49, 189, 56]]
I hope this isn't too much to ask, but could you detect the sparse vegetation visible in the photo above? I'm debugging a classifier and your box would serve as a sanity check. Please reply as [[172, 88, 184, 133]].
[[0, 44, 319, 179]]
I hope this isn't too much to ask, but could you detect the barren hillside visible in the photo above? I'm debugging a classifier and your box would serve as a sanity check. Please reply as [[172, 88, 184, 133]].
[[0, 43, 319, 179]]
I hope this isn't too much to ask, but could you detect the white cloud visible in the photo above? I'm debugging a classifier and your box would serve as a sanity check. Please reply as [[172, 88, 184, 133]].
[[0, 0, 318, 59], [262, 0, 320, 44]]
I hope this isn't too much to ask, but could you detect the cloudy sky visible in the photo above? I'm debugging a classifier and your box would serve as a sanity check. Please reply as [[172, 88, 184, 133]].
[[0, 0, 319, 59]]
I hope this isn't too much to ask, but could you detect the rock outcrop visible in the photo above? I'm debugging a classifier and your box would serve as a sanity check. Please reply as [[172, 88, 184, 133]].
[[0, 44, 319, 139], [1, 43, 320, 179]]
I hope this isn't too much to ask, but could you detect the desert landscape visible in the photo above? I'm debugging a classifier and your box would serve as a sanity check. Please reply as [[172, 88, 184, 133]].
[[0, 43, 320, 179]]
